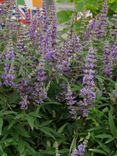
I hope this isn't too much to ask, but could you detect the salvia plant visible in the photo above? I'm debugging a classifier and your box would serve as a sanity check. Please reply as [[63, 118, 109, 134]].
[[0, 0, 117, 156]]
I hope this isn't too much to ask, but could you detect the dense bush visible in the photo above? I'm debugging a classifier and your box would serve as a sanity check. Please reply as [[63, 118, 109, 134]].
[[0, 0, 117, 156]]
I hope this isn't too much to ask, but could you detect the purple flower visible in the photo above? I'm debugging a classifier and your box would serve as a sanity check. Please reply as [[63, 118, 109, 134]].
[[19, 95, 29, 110], [66, 86, 77, 119], [2, 73, 15, 87], [2, 44, 16, 87], [48, 2, 57, 47], [0, 4, 4, 15], [57, 41, 71, 75], [33, 58, 47, 104], [42, 0, 47, 31], [104, 42, 113, 77], [71, 35, 82, 54], [29, 8, 43, 44], [112, 39, 117, 64], [29, 17, 38, 42], [111, 11, 117, 37], [16, 31, 26, 53], [97, 1, 108, 38], [71, 144, 85, 156], [18, 80, 29, 110], [79, 47, 96, 117], [85, 19, 97, 39]]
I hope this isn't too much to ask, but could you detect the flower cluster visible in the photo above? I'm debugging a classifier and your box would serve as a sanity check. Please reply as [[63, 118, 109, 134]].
[[85, 18, 96, 40], [2, 42, 15, 87], [71, 144, 85, 156], [57, 34, 81, 76], [65, 86, 77, 119], [79, 47, 96, 117], [112, 39, 117, 64], [111, 11, 117, 64], [104, 42, 113, 77], [111, 11, 117, 38], [97, 0, 108, 38], [18, 80, 29, 110], [32, 58, 47, 105]]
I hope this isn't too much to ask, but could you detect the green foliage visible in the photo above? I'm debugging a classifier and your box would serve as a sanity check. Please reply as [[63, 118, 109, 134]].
[[0, 1, 117, 156], [57, 10, 73, 24], [57, 0, 117, 22]]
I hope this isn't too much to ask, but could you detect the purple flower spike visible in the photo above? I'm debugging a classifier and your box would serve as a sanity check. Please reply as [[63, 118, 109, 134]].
[[86, 19, 97, 39], [66, 86, 77, 119], [97, 0, 108, 38], [19, 96, 29, 110], [33, 58, 47, 105], [104, 42, 113, 77], [18, 80, 29, 110], [2, 43, 16, 87], [112, 39, 117, 64], [79, 47, 96, 117]]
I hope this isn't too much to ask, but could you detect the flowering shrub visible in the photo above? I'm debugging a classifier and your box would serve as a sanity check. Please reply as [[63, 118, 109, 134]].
[[0, 0, 117, 156]]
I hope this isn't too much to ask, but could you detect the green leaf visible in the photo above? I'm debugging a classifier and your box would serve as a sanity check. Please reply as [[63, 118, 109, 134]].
[[7, 120, 17, 130], [0, 118, 3, 135], [15, 125, 30, 138], [113, 151, 117, 156], [76, 0, 86, 12], [40, 120, 53, 127], [98, 142, 111, 154], [95, 134, 113, 139], [0, 145, 4, 153], [69, 137, 77, 154], [0, 111, 16, 116], [108, 0, 116, 3], [105, 137, 115, 144], [15, 113, 25, 120], [26, 116, 35, 130], [57, 0, 72, 3], [108, 111, 117, 137], [2, 154, 7, 156], [89, 149, 107, 155], [39, 127, 55, 140], [57, 123, 68, 133], [29, 111, 41, 118], [17, 139, 25, 155], [3, 138, 17, 147], [57, 10, 73, 24]]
